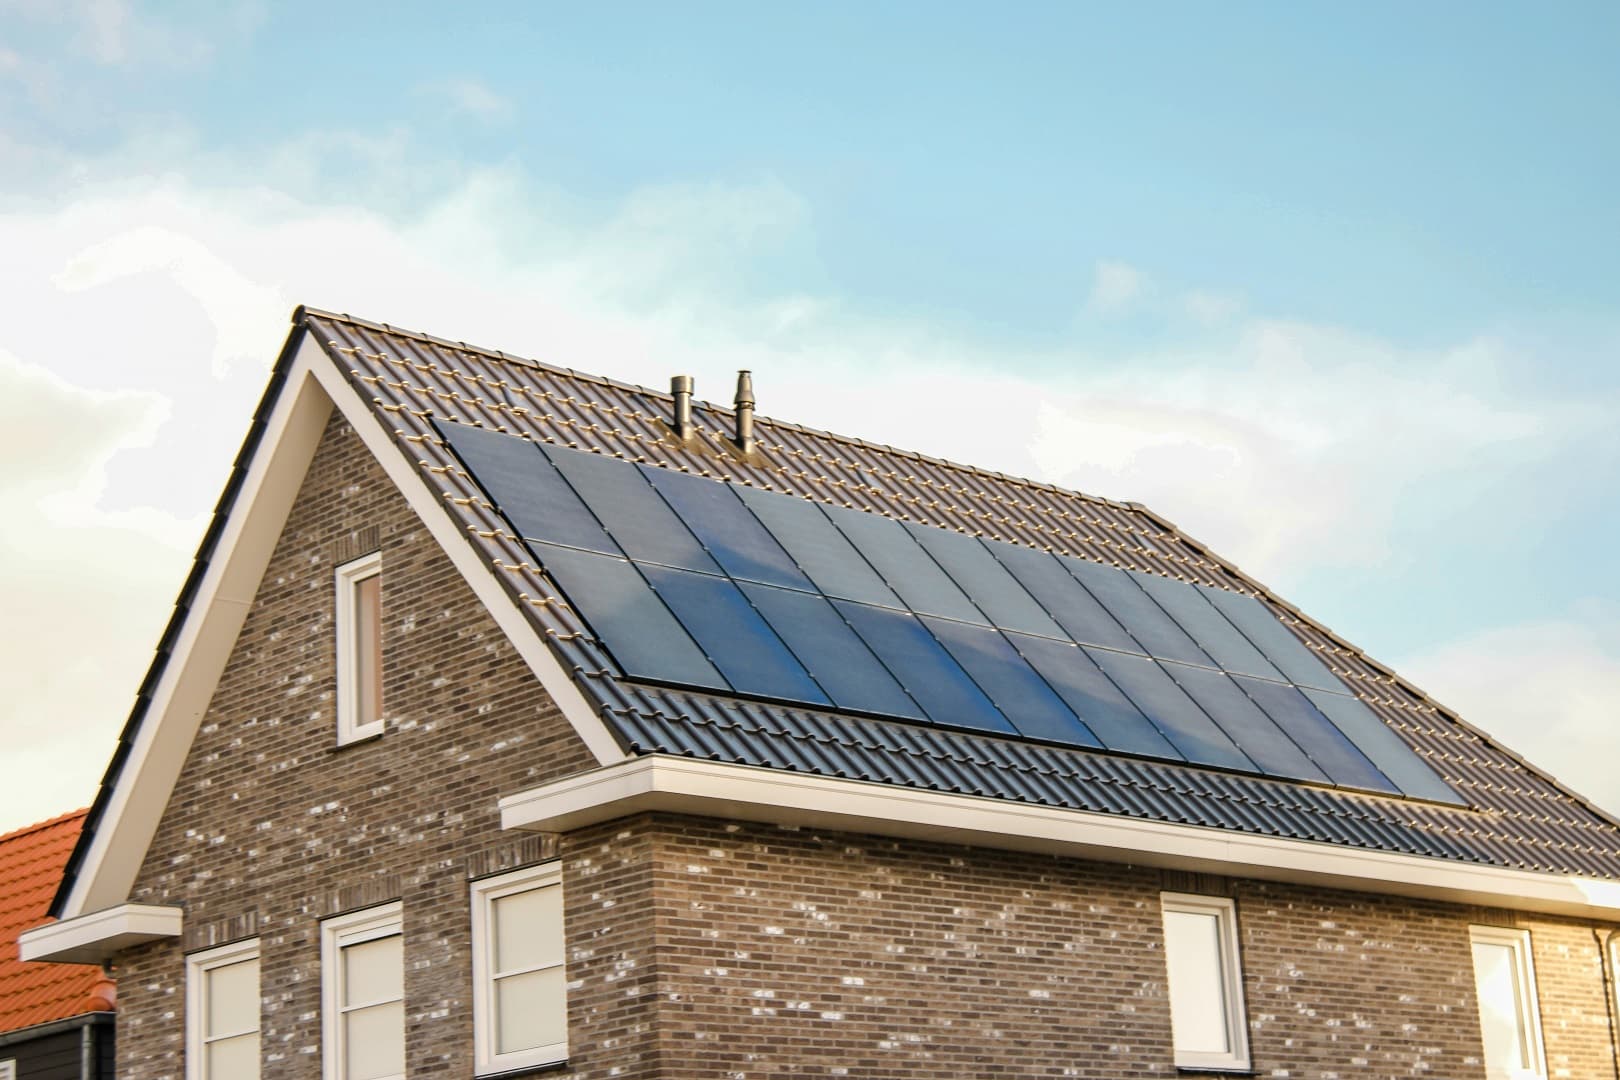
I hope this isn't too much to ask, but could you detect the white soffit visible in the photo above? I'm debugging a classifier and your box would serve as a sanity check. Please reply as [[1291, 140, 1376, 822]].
[[18, 904, 182, 965], [501, 755, 1620, 921]]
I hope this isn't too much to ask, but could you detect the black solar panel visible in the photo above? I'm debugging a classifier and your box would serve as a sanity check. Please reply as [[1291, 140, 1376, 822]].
[[441, 424, 1458, 803], [642, 468, 813, 591], [824, 506, 986, 623], [905, 526, 1066, 638], [526, 542, 726, 690], [833, 600, 1015, 735], [436, 421, 621, 556], [734, 487, 903, 607], [738, 582, 924, 720], [539, 443, 721, 574], [922, 617, 1100, 746]]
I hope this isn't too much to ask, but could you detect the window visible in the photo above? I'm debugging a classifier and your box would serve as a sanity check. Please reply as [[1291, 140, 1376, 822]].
[[0, 1060, 16, 1080], [1160, 892, 1250, 1072], [322, 902, 404, 1080], [470, 863, 568, 1074], [185, 939, 260, 1080], [1469, 925, 1547, 1080], [335, 552, 384, 744]]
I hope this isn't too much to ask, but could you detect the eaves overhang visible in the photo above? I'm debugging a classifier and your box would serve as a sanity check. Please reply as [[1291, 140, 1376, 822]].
[[18, 903, 183, 965], [500, 755, 1620, 921]]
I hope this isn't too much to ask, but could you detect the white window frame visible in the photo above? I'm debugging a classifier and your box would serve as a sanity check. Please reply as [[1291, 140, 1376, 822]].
[[1468, 924, 1548, 1080], [321, 901, 404, 1080], [470, 862, 568, 1074], [335, 551, 384, 745], [184, 938, 261, 1080], [1160, 892, 1250, 1072], [0, 1059, 16, 1080]]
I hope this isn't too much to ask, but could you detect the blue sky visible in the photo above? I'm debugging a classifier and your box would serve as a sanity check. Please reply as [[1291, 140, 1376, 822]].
[[1, 2, 1617, 830]]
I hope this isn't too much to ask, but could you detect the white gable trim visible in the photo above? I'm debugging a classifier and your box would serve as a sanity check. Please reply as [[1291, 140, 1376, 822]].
[[500, 755, 1620, 921], [54, 329, 624, 923], [60, 336, 334, 918], [307, 351, 625, 766], [19, 903, 183, 965]]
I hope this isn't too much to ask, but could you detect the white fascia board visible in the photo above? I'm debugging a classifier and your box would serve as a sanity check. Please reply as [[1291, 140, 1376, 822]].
[[307, 351, 626, 768], [61, 337, 335, 918], [501, 755, 1620, 921], [18, 904, 182, 965]]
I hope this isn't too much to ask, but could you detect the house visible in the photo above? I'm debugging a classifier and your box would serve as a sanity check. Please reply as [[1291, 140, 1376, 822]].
[[19, 305, 1620, 1079], [0, 810, 116, 1079]]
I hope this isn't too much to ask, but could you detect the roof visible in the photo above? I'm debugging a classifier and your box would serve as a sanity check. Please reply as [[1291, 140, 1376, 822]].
[[52, 306, 1620, 917], [0, 811, 113, 1030]]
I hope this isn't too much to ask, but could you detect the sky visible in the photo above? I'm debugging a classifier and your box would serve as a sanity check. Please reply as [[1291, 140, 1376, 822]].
[[1, 1, 1617, 833]]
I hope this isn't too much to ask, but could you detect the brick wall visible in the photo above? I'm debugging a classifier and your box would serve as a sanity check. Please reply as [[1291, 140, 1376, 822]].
[[117, 415, 616, 1078], [109, 412, 1620, 1079]]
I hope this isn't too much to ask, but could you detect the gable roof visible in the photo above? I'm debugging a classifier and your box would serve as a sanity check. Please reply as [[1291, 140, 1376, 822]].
[[49, 306, 1620, 925], [0, 811, 113, 1030]]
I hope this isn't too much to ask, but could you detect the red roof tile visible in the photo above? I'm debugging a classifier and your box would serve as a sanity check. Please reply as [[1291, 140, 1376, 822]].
[[0, 810, 113, 1031]]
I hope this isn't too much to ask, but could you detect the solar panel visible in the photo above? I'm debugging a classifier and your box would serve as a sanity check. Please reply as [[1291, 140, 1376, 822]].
[[989, 542, 1141, 653], [1060, 559, 1214, 667], [904, 527, 1066, 638], [1161, 663, 1328, 783], [1235, 678, 1396, 793], [639, 565, 830, 705], [525, 542, 726, 690], [824, 505, 986, 623], [440, 425, 1456, 804], [436, 423, 620, 556], [1134, 575, 1284, 681], [1201, 589, 1341, 692], [738, 582, 924, 720], [1302, 689, 1460, 803], [832, 600, 1015, 735], [733, 487, 902, 607], [538, 444, 721, 574], [1007, 633, 1183, 759], [921, 617, 1100, 746], [1085, 649, 1254, 772], [642, 467, 813, 591]]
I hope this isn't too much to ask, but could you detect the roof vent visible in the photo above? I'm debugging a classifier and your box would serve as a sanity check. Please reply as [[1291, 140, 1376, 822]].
[[734, 371, 756, 455], [670, 375, 695, 442]]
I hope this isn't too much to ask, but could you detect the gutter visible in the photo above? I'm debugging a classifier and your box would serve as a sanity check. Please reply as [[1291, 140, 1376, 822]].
[[0, 1012, 113, 1051]]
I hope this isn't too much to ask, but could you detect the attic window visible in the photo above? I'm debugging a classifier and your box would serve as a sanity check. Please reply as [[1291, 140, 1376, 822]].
[[336, 552, 384, 745]]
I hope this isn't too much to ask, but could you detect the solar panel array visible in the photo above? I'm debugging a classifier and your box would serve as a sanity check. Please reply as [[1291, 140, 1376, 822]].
[[438, 421, 1459, 804]]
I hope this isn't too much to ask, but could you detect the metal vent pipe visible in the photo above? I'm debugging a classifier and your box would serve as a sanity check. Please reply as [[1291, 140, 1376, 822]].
[[734, 370, 756, 454], [670, 375, 694, 441]]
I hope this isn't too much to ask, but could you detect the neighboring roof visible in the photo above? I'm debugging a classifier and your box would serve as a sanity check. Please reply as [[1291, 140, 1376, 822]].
[[0, 811, 113, 1030], [51, 307, 1620, 919]]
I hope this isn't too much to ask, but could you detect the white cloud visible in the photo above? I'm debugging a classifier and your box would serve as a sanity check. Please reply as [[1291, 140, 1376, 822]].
[[1397, 616, 1620, 816], [1085, 260, 1147, 314], [0, 136, 1612, 832], [1183, 288, 1242, 324], [1026, 322, 1578, 581], [422, 78, 514, 123], [0, 0, 263, 69]]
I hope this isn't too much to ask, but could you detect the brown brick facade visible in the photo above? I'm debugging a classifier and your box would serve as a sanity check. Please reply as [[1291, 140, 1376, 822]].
[[110, 414, 1620, 1079]]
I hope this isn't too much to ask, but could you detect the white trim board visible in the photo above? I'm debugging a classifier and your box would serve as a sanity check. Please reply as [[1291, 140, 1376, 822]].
[[18, 903, 182, 964], [500, 755, 1620, 921]]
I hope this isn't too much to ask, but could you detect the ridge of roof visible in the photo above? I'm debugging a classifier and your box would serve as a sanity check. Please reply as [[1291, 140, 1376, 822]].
[[294, 305, 1148, 514]]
